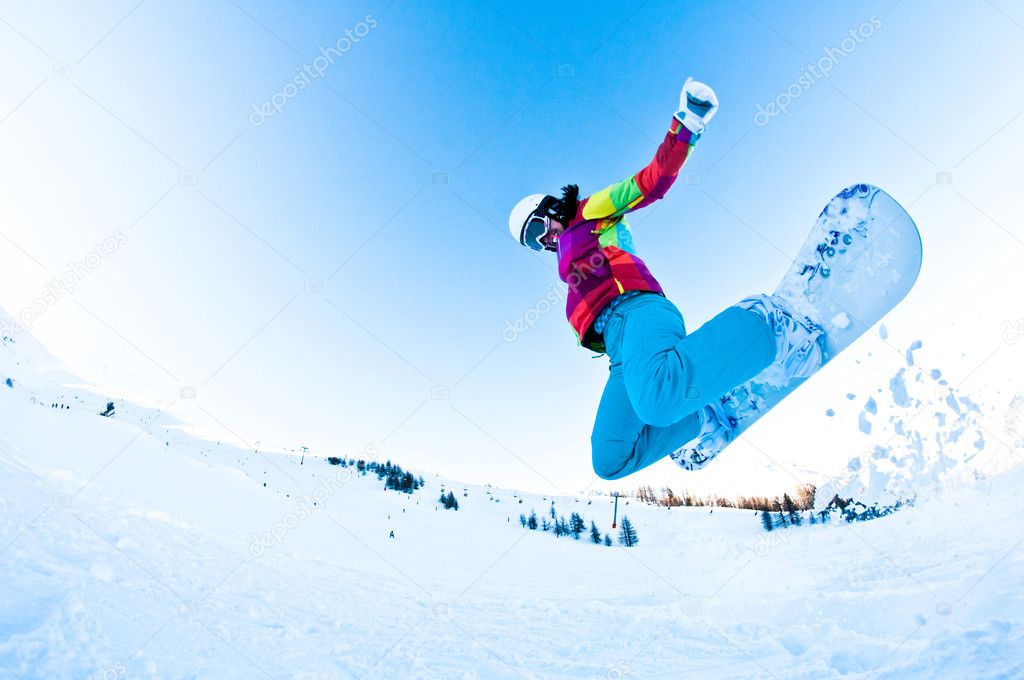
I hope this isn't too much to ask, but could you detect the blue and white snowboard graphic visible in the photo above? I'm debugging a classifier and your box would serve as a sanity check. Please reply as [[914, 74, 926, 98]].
[[671, 183, 923, 471]]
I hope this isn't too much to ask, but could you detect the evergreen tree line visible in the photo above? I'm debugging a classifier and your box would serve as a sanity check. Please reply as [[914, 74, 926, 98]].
[[760, 494, 818, 532], [836, 498, 912, 523], [518, 504, 638, 547], [633, 483, 817, 513], [326, 457, 425, 494], [760, 496, 914, 532]]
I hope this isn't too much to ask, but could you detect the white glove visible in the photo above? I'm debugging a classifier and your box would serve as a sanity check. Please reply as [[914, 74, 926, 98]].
[[675, 77, 719, 137]]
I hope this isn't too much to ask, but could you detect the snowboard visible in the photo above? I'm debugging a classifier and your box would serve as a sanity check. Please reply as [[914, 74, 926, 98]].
[[670, 183, 922, 471]]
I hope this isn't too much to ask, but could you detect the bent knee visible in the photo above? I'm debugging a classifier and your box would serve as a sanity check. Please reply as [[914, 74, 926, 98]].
[[591, 440, 629, 481], [592, 460, 628, 481]]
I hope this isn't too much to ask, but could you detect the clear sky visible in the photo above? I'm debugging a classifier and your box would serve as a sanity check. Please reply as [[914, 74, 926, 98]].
[[1, 0, 1021, 497]]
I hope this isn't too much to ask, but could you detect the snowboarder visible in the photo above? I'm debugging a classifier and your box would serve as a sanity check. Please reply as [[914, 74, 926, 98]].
[[508, 78, 824, 480]]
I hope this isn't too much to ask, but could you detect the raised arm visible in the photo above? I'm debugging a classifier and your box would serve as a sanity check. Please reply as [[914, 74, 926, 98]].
[[573, 79, 719, 224]]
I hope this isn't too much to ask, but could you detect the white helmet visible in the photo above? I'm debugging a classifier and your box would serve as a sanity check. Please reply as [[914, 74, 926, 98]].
[[508, 193, 559, 251]]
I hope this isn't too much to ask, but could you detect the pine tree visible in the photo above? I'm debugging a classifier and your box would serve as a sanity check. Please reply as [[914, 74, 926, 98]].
[[441, 490, 458, 511], [541, 518, 550, 531], [569, 512, 585, 539], [782, 493, 797, 520], [590, 521, 602, 544], [662, 487, 679, 507], [618, 516, 638, 547], [519, 513, 527, 527], [773, 501, 788, 528], [603, 534, 612, 546], [527, 510, 538, 530], [761, 511, 774, 532], [796, 483, 817, 510]]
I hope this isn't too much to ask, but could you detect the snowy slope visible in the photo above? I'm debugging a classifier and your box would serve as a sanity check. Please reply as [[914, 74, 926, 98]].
[[2, 315, 1023, 679]]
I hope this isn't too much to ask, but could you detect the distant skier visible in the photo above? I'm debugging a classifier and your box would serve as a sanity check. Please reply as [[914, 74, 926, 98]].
[[508, 78, 824, 480]]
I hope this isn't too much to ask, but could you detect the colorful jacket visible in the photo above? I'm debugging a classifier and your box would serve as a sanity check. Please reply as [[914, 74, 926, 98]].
[[557, 116, 698, 352]]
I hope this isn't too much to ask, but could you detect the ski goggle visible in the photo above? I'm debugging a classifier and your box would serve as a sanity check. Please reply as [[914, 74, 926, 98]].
[[519, 195, 562, 251], [520, 214, 550, 251]]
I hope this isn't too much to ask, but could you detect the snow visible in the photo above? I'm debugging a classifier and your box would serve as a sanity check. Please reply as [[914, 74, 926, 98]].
[[890, 369, 912, 408], [858, 411, 873, 435], [2, 316, 1024, 678], [906, 340, 923, 367], [830, 312, 851, 330]]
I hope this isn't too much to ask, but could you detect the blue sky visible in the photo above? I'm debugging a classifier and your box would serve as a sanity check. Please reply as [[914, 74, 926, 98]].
[[1, 0, 1022, 495]]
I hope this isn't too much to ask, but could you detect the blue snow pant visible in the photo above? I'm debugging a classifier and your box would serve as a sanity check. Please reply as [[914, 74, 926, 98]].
[[591, 292, 775, 480]]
